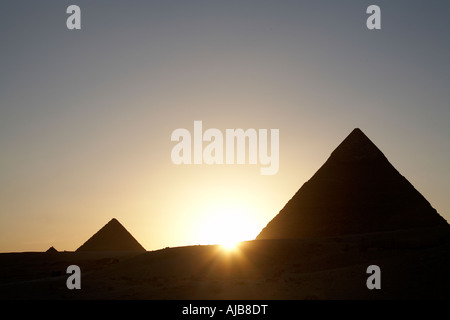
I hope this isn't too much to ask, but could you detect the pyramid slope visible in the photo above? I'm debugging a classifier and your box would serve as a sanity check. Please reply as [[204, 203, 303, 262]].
[[257, 128, 448, 240], [76, 218, 146, 252]]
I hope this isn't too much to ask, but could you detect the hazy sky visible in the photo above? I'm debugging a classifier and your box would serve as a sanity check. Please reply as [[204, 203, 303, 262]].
[[1, 1, 449, 252]]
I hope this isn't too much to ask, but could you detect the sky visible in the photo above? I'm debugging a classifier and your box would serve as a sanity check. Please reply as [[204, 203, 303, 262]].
[[0, 0, 449, 252]]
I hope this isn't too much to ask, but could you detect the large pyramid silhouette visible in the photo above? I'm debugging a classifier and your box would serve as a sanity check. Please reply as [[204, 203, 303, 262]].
[[257, 128, 447, 240], [76, 218, 146, 252]]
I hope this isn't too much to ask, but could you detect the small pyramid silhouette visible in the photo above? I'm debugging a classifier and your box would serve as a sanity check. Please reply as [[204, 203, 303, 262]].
[[45, 246, 58, 253], [76, 218, 146, 252], [257, 128, 448, 240]]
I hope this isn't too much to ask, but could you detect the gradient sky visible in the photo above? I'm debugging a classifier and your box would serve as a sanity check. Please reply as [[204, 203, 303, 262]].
[[1, 0, 449, 252]]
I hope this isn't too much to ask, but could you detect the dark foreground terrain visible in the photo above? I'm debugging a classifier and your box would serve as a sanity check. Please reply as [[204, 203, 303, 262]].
[[1, 227, 449, 300]]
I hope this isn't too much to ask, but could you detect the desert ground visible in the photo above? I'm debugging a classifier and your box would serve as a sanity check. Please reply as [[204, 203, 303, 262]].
[[0, 226, 449, 300]]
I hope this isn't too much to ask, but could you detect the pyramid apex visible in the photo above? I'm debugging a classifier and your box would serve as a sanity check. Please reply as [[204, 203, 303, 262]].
[[349, 127, 364, 136], [329, 128, 384, 162], [346, 127, 370, 140]]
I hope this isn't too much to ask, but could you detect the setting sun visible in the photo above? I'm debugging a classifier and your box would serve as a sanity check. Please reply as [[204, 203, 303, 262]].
[[195, 203, 261, 249], [220, 237, 241, 251]]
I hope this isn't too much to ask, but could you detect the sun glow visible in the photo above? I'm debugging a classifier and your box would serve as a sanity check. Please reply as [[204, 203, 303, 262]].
[[195, 203, 260, 250], [220, 238, 241, 251]]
